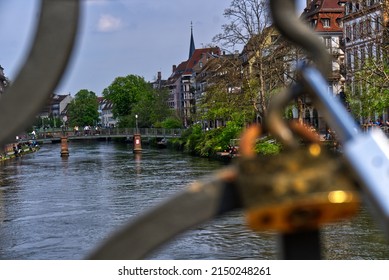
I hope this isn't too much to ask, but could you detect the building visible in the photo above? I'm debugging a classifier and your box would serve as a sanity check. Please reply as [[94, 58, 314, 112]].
[[98, 97, 117, 128], [341, 0, 388, 122], [195, 52, 241, 129], [166, 25, 220, 126], [38, 94, 73, 126], [300, 0, 346, 131], [0, 65, 8, 95], [151, 71, 167, 90]]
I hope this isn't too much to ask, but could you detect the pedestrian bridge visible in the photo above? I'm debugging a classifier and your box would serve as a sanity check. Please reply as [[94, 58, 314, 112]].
[[35, 127, 184, 143]]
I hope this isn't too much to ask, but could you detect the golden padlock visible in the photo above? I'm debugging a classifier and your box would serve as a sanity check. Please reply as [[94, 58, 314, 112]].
[[237, 143, 360, 233]]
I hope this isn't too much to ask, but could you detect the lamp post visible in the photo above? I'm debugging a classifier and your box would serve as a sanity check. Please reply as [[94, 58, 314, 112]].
[[135, 114, 138, 134], [133, 114, 142, 153], [60, 115, 69, 157]]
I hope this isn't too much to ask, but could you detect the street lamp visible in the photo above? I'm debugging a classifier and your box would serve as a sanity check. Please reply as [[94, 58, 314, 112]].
[[133, 114, 142, 153], [135, 114, 138, 134]]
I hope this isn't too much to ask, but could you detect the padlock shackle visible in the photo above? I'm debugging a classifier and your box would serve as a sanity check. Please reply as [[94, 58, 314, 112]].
[[266, 83, 302, 148], [300, 65, 360, 142]]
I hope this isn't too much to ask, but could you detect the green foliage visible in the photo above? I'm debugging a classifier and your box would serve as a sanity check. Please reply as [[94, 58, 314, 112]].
[[178, 116, 282, 158], [182, 119, 244, 157], [131, 88, 173, 128], [47, 116, 62, 128], [102, 75, 152, 119], [183, 124, 203, 154], [195, 128, 223, 157], [254, 137, 282, 155], [67, 89, 99, 127], [32, 116, 61, 129], [103, 75, 173, 128], [161, 116, 183, 129], [348, 58, 389, 121], [117, 115, 133, 128], [199, 83, 255, 125]]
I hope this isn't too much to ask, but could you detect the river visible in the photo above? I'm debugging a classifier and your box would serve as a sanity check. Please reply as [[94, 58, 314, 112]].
[[0, 141, 388, 259]]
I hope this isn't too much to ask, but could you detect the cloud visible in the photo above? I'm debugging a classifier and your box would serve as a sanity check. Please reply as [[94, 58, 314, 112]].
[[97, 14, 123, 32]]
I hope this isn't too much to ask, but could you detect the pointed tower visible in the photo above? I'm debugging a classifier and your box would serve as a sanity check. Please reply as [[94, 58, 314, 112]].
[[189, 22, 195, 59]]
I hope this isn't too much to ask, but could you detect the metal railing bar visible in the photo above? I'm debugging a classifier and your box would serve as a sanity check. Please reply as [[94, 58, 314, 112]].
[[0, 0, 80, 146]]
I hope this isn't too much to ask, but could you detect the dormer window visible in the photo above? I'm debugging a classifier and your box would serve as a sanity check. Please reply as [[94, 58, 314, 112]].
[[322, 18, 330, 28], [336, 18, 343, 28]]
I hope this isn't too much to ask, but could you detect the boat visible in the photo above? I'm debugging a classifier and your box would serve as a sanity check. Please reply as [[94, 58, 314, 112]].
[[156, 138, 167, 149]]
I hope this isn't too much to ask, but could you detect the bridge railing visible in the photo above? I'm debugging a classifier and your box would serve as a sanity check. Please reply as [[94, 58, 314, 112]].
[[33, 127, 184, 139]]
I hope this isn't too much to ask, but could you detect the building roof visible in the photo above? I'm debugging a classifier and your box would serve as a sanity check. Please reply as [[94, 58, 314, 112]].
[[302, 0, 344, 33], [51, 94, 70, 104], [168, 61, 188, 82], [184, 47, 220, 75], [99, 98, 114, 111], [167, 47, 221, 85], [189, 23, 196, 59]]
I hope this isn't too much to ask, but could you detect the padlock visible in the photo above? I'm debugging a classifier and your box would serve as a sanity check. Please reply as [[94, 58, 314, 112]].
[[237, 143, 360, 233]]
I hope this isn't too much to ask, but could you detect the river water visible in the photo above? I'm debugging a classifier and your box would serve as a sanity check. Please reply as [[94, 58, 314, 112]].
[[0, 141, 388, 260]]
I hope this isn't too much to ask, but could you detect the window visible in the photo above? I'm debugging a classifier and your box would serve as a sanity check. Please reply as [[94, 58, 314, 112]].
[[354, 2, 360, 11], [366, 18, 372, 35], [322, 18, 330, 28], [346, 25, 352, 41], [336, 18, 343, 28], [360, 47, 366, 65], [368, 44, 373, 58], [324, 37, 332, 49], [376, 44, 381, 60], [346, 3, 352, 14], [353, 48, 359, 69], [358, 21, 363, 37], [346, 50, 352, 69], [375, 16, 381, 31]]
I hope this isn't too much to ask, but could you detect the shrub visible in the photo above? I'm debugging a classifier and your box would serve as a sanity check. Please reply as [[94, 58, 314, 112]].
[[254, 137, 282, 155]]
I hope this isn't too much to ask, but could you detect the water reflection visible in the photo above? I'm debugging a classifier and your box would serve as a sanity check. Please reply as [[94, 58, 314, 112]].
[[134, 152, 142, 175], [0, 142, 388, 259]]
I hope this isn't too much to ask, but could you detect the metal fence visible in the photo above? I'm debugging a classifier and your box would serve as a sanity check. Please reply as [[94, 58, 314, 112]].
[[3, 0, 389, 261]]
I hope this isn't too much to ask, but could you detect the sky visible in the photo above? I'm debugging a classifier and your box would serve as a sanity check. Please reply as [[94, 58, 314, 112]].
[[0, 0, 306, 96]]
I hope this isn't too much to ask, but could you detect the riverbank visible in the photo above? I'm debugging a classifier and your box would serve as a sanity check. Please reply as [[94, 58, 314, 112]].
[[1, 140, 40, 162]]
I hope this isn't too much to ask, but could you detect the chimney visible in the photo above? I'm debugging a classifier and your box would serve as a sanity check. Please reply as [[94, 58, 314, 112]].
[[157, 71, 161, 81], [172, 65, 177, 73]]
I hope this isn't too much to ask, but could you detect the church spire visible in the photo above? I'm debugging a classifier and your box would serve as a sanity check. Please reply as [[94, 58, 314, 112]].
[[189, 21, 195, 59]]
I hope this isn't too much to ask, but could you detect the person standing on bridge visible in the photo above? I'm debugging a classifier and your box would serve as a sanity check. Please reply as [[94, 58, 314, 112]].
[[84, 125, 90, 136]]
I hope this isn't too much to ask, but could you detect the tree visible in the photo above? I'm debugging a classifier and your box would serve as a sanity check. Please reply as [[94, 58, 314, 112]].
[[102, 74, 152, 126], [198, 55, 256, 126], [213, 0, 288, 123], [67, 89, 99, 127], [347, 58, 389, 121], [131, 87, 173, 128]]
